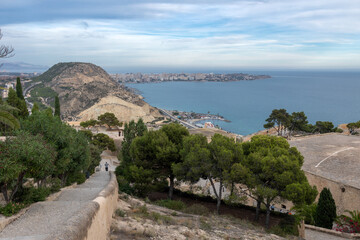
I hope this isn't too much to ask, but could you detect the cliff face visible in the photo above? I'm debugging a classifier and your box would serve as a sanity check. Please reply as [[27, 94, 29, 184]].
[[34, 62, 161, 122]]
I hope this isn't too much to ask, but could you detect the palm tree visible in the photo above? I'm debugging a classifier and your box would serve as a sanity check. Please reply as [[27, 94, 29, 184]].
[[0, 103, 20, 131]]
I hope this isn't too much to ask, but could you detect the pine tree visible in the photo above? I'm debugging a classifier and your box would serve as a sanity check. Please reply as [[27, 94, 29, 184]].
[[7, 88, 28, 118], [54, 96, 60, 117], [31, 102, 40, 114], [7, 88, 18, 108], [16, 77, 24, 100], [315, 188, 337, 229], [18, 99, 29, 118]]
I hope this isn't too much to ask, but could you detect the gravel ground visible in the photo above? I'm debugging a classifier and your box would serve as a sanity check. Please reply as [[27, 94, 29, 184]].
[[0, 172, 110, 239]]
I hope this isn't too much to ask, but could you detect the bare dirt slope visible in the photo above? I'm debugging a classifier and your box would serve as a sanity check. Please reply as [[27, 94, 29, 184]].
[[110, 193, 285, 240], [34, 62, 161, 122]]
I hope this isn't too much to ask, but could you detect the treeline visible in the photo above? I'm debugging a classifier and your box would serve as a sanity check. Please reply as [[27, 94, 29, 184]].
[[264, 109, 343, 137], [116, 122, 318, 228], [0, 79, 102, 210]]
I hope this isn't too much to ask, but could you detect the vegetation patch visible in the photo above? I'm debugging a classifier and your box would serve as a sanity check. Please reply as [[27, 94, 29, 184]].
[[30, 86, 57, 98], [154, 199, 186, 211], [183, 204, 210, 216]]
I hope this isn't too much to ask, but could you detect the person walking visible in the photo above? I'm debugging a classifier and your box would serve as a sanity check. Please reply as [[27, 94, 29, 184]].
[[105, 162, 109, 172]]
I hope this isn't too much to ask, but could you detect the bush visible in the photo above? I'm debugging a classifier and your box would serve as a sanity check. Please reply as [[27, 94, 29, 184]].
[[315, 188, 337, 229], [149, 212, 175, 225], [155, 199, 186, 211], [0, 202, 26, 217], [115, 209, 126, 217], [13, 187, 51, 204], [67, 172, 86, 185], [335, 210, 360, 233], [117, 176, 135, 195], [49, 178, 62, 193], [292, 203, 317, 225], [279, 214, 299, 235], [184, 204, 210, 216], [334, 128, 344, 133]]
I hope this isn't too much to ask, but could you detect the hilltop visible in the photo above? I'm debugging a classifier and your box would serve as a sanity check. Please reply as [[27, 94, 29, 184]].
[[30, 62, 161, 122]]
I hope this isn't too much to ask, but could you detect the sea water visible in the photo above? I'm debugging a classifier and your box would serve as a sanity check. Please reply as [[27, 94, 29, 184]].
[[127, 71, 360, 135]]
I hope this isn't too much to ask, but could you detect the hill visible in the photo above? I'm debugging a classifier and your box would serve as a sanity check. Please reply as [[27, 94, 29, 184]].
[[30, 62, 161, 122]]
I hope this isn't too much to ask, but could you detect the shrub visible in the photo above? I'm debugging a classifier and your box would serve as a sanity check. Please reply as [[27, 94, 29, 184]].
[[184, 204, 210, 216], [279, 214, 299, 236], [0, 202, 26, 217], [292, 203, 317, 225], [335, 210, 360, 233], [115, 209, 126, 217], [315, 188, 337, 229], [13, 187, 51, 204], [67, 172, 86, 185], [117, 176, 135, 195], [155, 199, 186, 211], [50, 178, 62, 193], [334, 128, 344, 133], [149, 212, 174, 225]]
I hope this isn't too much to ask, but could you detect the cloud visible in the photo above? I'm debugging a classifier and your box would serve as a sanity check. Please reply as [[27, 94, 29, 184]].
[[0, 1, 359, 71]]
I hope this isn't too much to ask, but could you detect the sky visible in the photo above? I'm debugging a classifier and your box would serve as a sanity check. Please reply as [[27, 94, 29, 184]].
[[0, 0, 360, 73]]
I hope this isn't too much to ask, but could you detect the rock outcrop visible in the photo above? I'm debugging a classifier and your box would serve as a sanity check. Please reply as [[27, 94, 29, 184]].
[[33, 62, 161, 122]]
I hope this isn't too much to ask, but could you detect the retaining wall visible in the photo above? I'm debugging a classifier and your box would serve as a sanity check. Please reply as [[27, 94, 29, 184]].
[[305, 171, 360, 215], [51, 172, 118, 240]]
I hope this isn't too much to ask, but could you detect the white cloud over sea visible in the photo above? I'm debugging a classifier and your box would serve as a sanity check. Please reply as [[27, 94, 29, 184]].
[[0, 0, 359, 72]]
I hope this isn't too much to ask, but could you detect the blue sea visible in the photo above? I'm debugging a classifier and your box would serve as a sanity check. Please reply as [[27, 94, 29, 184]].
[[127, 71, 360, 135]]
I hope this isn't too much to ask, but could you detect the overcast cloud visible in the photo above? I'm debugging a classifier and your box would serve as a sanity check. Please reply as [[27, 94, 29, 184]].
[[0, 0, 359, 72]]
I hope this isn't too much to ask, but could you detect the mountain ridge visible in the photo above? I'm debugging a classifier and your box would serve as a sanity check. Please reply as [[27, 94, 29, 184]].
[[32, 62, 161, 122]]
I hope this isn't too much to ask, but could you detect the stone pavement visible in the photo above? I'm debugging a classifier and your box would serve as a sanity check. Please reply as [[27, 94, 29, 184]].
[[0, 172, 111, 240], [305, 229, 348, 240], [289, 134, 360, 189]]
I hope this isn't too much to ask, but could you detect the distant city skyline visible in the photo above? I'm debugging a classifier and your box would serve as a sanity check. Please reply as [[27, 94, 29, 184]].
[[1, 0, 359, 72]]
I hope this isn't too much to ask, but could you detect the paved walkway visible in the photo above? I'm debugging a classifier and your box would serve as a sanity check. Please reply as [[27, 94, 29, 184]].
[[0, 172, 111, 240], [305, 229, 348, 240]]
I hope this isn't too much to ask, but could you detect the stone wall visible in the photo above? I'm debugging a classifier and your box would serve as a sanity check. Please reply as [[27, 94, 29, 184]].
[[51, 172, 118, 240], [305, 171, 360, 215]]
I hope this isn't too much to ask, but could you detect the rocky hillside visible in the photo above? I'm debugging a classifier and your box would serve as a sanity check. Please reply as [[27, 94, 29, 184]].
[[111, 193, 285, 240], [32, 62, 161, 122]]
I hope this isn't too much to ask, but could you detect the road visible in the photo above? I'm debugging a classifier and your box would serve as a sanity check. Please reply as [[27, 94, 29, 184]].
[[159, 108, 198, 129], [23, 81, 41, 96]]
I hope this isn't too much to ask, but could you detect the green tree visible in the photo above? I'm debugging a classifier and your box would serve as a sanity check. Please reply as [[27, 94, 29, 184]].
[[18, 99, 29, 118], [31, 102, 40, 114], [92, 133, 116, 152], [160, 123, 189, 199], [264, 109, 291, 136], [6, 88, 28, 118], [98, 112, 122, 130], [16, 77, 24, 100], [0, 131, 56, 203], [230, 135, 317, 228], [80, 119, 98, 129], [315, 121, 335, 133], [21, 111, 93, 185], [129, 130, 176, 196], [6, 88, 18, 108], [288, 111, 309, 136], [120, 119, 147, 165], [315, 188, 337, 229], [54, 96, 60, 117], [174, 133, 242, 214], [88, 144, 102, 174]]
